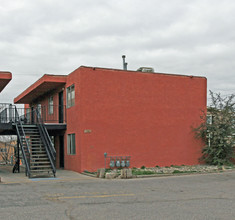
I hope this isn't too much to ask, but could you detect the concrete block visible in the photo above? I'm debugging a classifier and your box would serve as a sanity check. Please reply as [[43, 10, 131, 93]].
[[96, 169, 100, 178], [120, 168, 127, 178], [105, 172, 118, 179], [99, 168, 105, 178], [126, 168, 132, 178]]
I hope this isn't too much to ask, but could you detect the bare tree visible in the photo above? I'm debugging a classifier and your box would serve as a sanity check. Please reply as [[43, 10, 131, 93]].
[[0, 135, 17, 165]]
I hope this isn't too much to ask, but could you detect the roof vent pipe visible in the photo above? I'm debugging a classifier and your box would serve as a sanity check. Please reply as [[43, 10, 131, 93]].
[[122, 55, 128, 70]]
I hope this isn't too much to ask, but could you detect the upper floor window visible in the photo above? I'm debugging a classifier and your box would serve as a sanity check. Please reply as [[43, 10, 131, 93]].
[[67, 84, 75, 108], [26, 108, 30, 123], [48, 96, 54, 114], [37, 104, 42, 115]]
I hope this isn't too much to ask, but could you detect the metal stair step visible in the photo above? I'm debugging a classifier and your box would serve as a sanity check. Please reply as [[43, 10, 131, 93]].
[[31, 165, 52, 169], [31, 149, 45, 152], [22, 141, 43, 145], [29, 141, 41, 143], [31, 158, 50, 162], [31, 151, 46, 154], [31, 169, 53, 174], [31, 162, 50, 165], [24, 127, 38, 129], [31, 153, 47, 155], [23, 128, 38, 130], [25, 131, 39, 134], [30, 146, 43, 148], [31, 148, 45, 150], [31, 155, 48, 158], [29, 139, 42, 141], [31, 146, 45, 149], [31, 159, 50, 162], [31, 153, 47, 156], [31, 156, 47, 159], [29, 143, 43, 146], [31, 157, 48, 160], [31, 151, 47, 154], [24, 128, 38, 130], [25, 133, 40, 135]]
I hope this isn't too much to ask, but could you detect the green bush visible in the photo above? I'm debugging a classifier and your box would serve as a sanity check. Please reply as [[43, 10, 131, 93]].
[[194, 91, 235, 165]]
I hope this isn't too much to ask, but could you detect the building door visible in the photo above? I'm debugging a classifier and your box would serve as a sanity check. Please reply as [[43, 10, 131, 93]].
[[58, 91, 64, 123], [59, 135, 64, 168]]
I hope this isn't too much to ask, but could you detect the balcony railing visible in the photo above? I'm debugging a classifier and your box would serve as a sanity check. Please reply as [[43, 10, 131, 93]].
[[0, 104, 66, 124], [0, 103, 15, 123]]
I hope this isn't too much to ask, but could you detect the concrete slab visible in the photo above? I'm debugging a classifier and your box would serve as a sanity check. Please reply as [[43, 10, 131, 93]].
[[0, 165, 95, 184]]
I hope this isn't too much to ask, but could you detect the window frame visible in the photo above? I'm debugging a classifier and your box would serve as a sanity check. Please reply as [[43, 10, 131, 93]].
[[66, 84, 75, 108], [67, 133, 76, 155], [37, 104, 42, 115], [48, 96, 54, 115]]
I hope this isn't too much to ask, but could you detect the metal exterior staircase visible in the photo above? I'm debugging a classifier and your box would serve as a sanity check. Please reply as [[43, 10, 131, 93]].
[[23, 125, 54, 177], [15, 107, 56, 178]]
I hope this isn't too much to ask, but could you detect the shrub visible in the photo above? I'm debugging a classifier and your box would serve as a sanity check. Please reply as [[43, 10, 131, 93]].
[[194, 91, 235, 165]]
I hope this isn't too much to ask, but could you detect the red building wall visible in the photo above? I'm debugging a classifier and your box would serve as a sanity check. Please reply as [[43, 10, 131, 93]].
[[65, 67, 207, 172], [63, 68, 82, 172], [19, 67, 207, 173]]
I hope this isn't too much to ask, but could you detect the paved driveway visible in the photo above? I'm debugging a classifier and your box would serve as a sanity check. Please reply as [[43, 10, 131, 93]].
[[1, 166, 235, 220]]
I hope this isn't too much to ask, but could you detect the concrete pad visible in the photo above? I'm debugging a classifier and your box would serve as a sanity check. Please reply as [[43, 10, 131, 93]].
[[0, 165, 95, 184]]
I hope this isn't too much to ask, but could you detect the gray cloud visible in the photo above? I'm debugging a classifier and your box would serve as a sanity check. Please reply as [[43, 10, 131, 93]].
[[0, 0, 234, 103]]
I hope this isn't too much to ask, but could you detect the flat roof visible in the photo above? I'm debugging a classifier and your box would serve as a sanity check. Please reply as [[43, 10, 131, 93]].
[[79, 66, 206, 79], [14, 74, 67, 104], [0, 71, 12, 93], [14, 66, 206, 104]]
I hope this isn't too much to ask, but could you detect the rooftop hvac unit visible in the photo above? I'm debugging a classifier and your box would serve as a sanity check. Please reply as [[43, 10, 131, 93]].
[[137, 67, 154, 73]]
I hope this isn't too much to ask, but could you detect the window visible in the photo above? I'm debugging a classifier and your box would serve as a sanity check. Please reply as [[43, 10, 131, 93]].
[[37, 104, 42, 115], [67, 133, 76, 155], [67, 85, 75, 108], [207, 115, 213, 125], [26, 108, 30, 123], [48, 96, 54, 114]]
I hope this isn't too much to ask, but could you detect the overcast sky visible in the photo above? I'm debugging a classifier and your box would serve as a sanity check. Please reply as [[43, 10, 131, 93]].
[[0, 0, 234, 103]]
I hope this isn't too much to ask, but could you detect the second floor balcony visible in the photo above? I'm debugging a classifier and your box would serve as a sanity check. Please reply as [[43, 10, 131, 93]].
[[0, 103, 66, 135], [0, 104, 66, 124]]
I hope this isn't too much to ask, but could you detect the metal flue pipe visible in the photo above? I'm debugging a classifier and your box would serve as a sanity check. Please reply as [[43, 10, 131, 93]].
[[122, 55, 128, 70]]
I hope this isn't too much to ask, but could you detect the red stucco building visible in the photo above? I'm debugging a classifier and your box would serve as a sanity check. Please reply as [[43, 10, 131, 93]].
[[14, 66, 207, 173]]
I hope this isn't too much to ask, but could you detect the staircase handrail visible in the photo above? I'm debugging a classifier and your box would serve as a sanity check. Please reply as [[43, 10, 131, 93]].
[[14, 106, 31, 177], [35, 108, 56, 176]]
